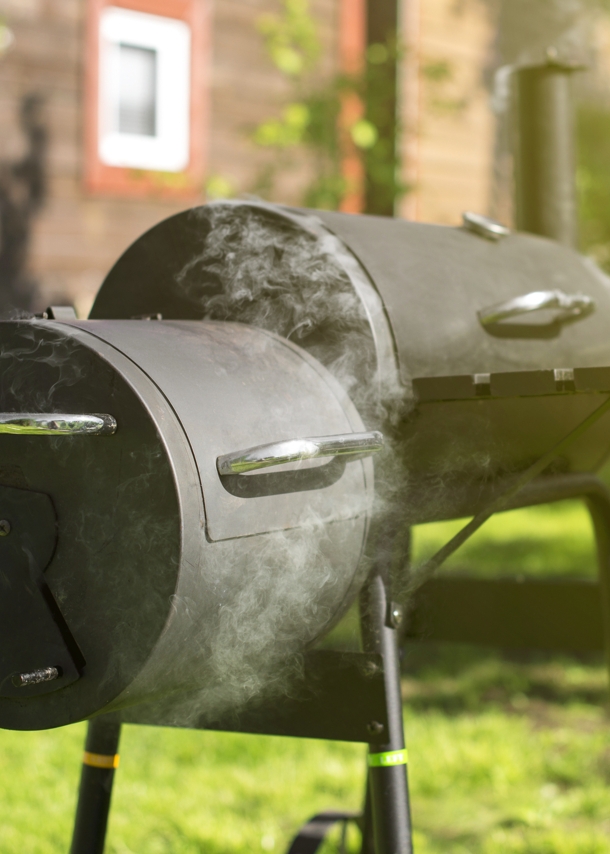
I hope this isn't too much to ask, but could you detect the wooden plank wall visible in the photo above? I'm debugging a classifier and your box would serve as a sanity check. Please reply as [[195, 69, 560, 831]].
[[0, 0, 340, 317], [398, 0, 496, 226]]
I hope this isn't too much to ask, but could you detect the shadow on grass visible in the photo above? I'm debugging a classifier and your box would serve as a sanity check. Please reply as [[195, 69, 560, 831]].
[[401, 643, 609, 715]]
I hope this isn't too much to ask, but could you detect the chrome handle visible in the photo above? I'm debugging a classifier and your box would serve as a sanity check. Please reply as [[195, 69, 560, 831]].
[[217, 431, 384, 476], [462, 211, 510, 241], [478, 289, 595, 327], [0, 414, 117, 435]]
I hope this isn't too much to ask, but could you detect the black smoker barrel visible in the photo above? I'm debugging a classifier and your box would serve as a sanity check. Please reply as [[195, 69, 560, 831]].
[[92, 201, 610, 521], [2, 199, 610, 734]]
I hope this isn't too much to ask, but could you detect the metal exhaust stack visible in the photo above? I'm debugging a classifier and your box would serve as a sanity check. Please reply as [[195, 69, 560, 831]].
[[514, 50, 583, 247]]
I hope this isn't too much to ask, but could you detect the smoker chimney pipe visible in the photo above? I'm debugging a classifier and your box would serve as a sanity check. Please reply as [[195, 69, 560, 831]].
[[514, 52, 583, 248]]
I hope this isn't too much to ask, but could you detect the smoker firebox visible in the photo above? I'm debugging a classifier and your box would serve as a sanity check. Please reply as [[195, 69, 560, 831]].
[[3, 200, 610, 854]]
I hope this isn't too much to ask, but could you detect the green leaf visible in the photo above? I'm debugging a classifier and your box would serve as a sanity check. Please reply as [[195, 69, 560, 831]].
[[205, 174, 235, 200], [271, 46, 304, 76], [283, 102, 310, 129], [350, 119, 378, 149], [366, 43, 389, 65]]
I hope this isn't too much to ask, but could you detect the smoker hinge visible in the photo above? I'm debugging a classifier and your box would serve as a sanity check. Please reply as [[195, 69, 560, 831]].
[[473, 373, 491, 396], [554, 368, 576, 392]]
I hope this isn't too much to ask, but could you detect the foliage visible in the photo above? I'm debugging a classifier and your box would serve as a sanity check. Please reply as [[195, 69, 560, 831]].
[[256, 0, 320, 78], [205, 173, 236, 200], [0, 17, 14, 57], [577, 103, 610, 269], [251, 0, 406, 212], [421, 60, 453, 83], [128, 169, 191, 192], [361, 38, 406, 214]]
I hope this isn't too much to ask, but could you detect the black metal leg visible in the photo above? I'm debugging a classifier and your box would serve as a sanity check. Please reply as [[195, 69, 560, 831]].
[[70, 717, 122, 854], [359, 572, 413, 854], [359, 778, 375, 854]]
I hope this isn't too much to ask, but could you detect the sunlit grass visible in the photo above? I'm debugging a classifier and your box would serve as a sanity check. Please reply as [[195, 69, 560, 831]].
[[408, 702, 610, 854], [0, 724, 365, 854], [1, 681, 609, 854], [412, 499, 597, 579]]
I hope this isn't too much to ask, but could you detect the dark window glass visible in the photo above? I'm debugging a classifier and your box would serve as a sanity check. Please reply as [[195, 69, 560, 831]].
[[118, 44, 157, 136]]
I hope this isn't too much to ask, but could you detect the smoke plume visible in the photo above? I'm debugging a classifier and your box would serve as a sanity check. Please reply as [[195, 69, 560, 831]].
[[176, 204, 379, 418]]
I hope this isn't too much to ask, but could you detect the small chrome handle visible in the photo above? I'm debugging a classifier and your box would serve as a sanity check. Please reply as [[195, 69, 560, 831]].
[[462, 211, 510, 241], [0, 414, 117, 435], [217, 431, 384, 476], [478, 289, 595, 328]]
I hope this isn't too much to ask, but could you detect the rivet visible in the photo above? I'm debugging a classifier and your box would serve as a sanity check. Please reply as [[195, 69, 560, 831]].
[[367, 720, 385, 735], [545, 45, 559, 62], [387, 601, 404, 629], [363, 661, 381, 677]]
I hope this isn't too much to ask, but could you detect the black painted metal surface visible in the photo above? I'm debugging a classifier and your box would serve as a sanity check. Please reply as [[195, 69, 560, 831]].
[[314, 208, 610, 380], [0, 483, 81, 698], [70, 718, 121, 854], [360, 573, 413, 854], [514, 61, 581, 247], [0, 318, 372, 730], [3, 202, 610, 734], [68, 319, 371, 542], [0, 320, 183, 729], [121, 651, 389, 744]]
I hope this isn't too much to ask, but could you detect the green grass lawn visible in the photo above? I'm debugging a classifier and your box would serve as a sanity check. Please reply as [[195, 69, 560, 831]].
[[1, 499, 608, 853], [411, 499, 598, 579]]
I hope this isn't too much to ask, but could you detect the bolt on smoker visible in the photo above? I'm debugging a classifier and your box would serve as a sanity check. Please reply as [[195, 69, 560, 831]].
[[3, 50, 610, 854]]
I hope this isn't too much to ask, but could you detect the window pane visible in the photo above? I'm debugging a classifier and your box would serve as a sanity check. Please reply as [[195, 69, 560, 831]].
[[118, 44, 157, 136]]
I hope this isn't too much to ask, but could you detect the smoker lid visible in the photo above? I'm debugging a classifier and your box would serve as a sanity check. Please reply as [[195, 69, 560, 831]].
[[314, 210, 610, 383]]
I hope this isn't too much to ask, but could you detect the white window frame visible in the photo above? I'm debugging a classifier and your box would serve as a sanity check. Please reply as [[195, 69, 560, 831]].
[[98, 7, 191, 172]]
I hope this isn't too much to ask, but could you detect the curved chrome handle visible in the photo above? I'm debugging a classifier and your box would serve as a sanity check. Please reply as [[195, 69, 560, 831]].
[[0, 414, 117, 435], [478, 289, 595, 327], [217, 431, 384, 476], [462, 211, 510, 241]]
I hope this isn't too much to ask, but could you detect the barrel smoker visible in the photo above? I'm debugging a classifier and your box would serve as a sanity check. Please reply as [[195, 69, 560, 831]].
[[3, 188, 610, 853]]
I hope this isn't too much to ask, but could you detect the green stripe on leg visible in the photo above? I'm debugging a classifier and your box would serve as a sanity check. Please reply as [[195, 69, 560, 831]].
[[368, 749, 408, 768]]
